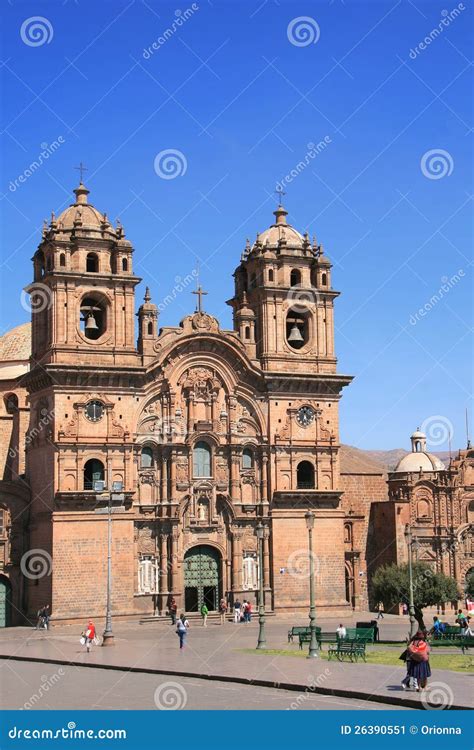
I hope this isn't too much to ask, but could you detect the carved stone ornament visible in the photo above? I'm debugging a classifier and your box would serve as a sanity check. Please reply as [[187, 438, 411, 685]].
[[139, 471, 157, 486]]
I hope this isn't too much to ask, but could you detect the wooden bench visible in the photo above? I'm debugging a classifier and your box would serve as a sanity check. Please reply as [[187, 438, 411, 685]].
[[288, 626, 312, 643], [328, 640, 366, 663]]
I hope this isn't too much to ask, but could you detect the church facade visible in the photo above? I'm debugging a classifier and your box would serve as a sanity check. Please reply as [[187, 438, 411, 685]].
[[0, 179, 470, 627], [5, 180, 361, 624]]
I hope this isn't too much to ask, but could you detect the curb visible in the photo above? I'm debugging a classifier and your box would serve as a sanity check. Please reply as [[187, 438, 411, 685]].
[[0, 654, 470, 711]]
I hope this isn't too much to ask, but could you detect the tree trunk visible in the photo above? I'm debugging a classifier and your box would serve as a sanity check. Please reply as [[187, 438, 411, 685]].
[[414, 605, 425, 631]]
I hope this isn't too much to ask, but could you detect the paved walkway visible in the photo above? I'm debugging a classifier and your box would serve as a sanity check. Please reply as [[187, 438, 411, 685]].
[[0, 617, 471, 710]]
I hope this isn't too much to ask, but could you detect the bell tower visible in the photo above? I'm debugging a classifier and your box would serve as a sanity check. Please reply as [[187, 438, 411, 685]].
[[26, 180, 141, 367], [227, 203, 338, 373]]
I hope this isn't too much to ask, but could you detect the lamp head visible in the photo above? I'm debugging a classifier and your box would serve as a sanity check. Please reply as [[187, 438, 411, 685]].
[[255, 522, 264, 540], [305, 511, 315, 530]]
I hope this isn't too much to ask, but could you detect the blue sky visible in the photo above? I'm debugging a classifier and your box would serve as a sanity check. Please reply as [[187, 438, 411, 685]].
[[1, 0, 472, 450]]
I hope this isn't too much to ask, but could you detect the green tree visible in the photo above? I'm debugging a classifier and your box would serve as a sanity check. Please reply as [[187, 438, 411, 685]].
[[465, 572, 474, 599], [372, 562, 460, 630]]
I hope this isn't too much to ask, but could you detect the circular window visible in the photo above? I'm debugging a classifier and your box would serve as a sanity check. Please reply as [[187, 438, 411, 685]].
[[85, 400, 104, 422], [296, 406, 315, 428]]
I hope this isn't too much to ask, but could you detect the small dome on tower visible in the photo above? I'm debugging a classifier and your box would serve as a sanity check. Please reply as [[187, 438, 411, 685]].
[[253, 203, 305, 250], [393, 427, 445, 473], [49, 181, 118, 239]]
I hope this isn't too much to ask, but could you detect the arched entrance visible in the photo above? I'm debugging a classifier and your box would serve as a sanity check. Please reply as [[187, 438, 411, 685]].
[[184, 545, 221, 612], [0, 576, 12, 628]]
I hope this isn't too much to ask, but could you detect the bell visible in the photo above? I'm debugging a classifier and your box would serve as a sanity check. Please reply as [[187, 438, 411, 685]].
[[287, 323, 304, 342], [85, 313, 98, 331]]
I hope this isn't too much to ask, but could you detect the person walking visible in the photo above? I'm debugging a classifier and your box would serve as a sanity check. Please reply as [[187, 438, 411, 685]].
[[245, 600, 252, 623], [35, 606, 46, 630], [176, 613, 189, 649], [169, 597, 177, 626], [219, 597, 227, 625], [43, 604, 50, 630], [82, 620, 96, 653], [200, 602, 208, 627], [405, 631, 431, 691], [377, 601, 385, 619], [233, 599, 241, 623]]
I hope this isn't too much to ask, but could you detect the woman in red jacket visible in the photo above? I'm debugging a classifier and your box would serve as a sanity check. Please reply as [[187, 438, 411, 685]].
[[84, 620, 96, 653]]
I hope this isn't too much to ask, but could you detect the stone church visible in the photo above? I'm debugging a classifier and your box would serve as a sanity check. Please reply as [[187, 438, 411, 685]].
[[0, 179, 471, 626]]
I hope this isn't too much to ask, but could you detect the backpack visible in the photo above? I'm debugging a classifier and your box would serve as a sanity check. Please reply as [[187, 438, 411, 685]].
[[408, 640, 429, 662]]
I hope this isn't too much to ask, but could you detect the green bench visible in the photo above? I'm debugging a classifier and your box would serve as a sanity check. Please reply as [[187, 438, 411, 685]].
[[432, 626, 462, 641], [459, 636, 474, 654], [328, 640, 367, 662], [288, 626, 313, 643]]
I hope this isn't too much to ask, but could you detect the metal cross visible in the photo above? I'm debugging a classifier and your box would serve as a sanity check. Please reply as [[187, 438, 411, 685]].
[[74, 162, 88, 183], [275, 185, 286, 205], [193, 285, 208, 313]]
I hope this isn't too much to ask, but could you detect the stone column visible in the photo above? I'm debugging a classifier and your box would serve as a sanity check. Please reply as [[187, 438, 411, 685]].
[[261, 453, 268, 504], [232, 532, 242, 591], [170, 527, 180, 599], [159, 531, 169, 613], [169, 448, 176, 501]]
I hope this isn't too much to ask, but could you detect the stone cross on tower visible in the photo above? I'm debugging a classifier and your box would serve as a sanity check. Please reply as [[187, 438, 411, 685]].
[[274, 185, 286, 206], [74, 161, 88, 183], [193, 285, 208, 313]]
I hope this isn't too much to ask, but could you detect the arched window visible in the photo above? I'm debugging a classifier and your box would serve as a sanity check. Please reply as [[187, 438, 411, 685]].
[[193, 441, 211, 478], [244, 326, 250, 340], [290, 269, 301, 287], [344, 524, 352, 543], [4, 394, 18, 415], [297, 460, 315, 489], [84, 459, 105, 490], [35, 251, 45, 280], [242, 447, 254, 469], [268, 269, 274, 282], [59, 253, 66, 267], [122, 257, 128, 272], [286, 309, 309, 350], [86, 253, 99, 273], [321, 273, 327, 286], [141, 446, 154, 468], [46, 255, 53, 271], [80, 295, 106, 340], [147, 321, 153, 336]]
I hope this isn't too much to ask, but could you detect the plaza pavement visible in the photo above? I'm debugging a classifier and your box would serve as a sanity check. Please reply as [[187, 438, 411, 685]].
[[0, 613, 471, 710]]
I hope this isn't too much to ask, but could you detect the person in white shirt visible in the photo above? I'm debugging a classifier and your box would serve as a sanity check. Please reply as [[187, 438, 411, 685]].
[[336, 623, 347, 640]]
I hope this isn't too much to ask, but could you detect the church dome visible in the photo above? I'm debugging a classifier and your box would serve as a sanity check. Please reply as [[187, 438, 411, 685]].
[[394, 452, 445, 473], [253, 205, 305, 250], [393, 427, 445, 473], [0, 322, 31, 380], [48, 183, 118, 240]]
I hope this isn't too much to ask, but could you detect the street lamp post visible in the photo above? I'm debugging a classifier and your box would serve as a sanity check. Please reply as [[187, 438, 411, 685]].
[[102, 490, 114, 646], [305, 511, 318, 659], [255, 522, 266, 650], [404, 523, 417, 640]]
